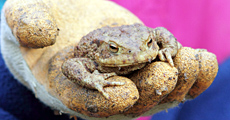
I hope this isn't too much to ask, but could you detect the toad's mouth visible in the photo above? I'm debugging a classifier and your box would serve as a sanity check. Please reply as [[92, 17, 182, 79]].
[[95, 49, 159, 67]]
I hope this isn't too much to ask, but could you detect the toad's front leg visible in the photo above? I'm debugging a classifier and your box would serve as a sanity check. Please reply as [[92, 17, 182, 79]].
[[61, 58, 124, 99], [152, 27, 180, 66]]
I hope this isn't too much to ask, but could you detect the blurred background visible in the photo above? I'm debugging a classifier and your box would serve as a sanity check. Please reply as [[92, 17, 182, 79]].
[[0, 1, 4, 10], [0, 0, 230, 120], [111, 0, 230, 64]]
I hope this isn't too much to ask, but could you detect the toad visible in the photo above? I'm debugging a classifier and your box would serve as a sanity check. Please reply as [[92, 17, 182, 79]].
[[62, 23, 178, 99]]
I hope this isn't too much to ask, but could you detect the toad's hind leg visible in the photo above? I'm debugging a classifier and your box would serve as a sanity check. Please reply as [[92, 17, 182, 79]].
[[61, 58, 124, 99], [158, 49, 174, 66], [151, 27, 179, 66]]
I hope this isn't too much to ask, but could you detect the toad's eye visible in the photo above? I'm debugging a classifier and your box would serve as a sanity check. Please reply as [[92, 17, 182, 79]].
[[109, 43, 119, 53], [147, 39, 153, 48]]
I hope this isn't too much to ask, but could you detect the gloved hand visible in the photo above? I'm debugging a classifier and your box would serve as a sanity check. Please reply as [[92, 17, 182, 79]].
[[1, 0, 228, 120]]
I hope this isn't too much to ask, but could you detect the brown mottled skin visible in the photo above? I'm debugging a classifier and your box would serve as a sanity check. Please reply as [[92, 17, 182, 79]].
[[62, 23, 179, 99]]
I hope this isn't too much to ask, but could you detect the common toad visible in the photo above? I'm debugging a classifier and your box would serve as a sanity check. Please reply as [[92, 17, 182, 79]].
[[62, 24, 178, 99]]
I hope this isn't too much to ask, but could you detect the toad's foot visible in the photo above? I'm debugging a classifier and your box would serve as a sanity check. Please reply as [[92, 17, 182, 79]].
[[89, 70, 125, 99], [158, 48, 174, 66]]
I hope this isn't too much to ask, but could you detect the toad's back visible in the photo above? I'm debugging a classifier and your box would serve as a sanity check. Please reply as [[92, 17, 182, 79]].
[[74, 24, 153, 59]]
